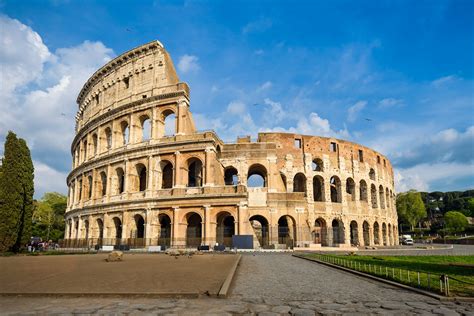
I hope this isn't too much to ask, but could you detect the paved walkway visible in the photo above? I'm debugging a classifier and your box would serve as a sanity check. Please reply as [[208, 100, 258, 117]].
[[0, 253, 473, 315]]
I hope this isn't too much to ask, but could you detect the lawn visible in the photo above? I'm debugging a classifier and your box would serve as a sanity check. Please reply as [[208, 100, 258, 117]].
[[302, 253, 474, 297]]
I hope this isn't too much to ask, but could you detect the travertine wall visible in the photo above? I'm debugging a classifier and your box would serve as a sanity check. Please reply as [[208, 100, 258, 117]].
[[64, 41, 398, 249]]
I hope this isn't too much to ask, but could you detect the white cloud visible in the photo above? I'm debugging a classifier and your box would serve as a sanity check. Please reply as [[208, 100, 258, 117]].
[[0, 15, 115, 198], [395, 162, 474, 192], [256, 81, 272, 92], [347, 100, 367, 122], [177, 54, 200, 74], [34, 161, 69, 197], [226, 100, 247, 115], [263, 98, 285, 124], [432, 75, 457, 87], [378, 98, 403, 108], [242, 17, 272, 34]]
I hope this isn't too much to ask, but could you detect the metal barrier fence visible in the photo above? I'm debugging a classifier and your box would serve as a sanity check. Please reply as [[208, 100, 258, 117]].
[[307, 253, 463, 297]]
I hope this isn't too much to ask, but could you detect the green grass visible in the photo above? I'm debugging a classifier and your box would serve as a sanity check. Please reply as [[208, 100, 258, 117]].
[[303, 253, 474, 297]]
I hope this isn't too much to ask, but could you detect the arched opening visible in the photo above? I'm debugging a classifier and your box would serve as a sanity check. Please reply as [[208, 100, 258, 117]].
[[78, 179, 83, 201], [74, 220, 79, 239], [68, 220, 72, 239], [359, 180, 368, 202], [278, 215, 296, 248], [104, 127, 112, 150], [313, 218, 328, 246], [247, 164, 267, 187], [121, 121, 130, 145], [312, 158, 324, 172], [140, 116, 151, 141], [186, 212, 202, 248], [382, 223, 387, 246], [386, 188, 390, 209], [371, 184, 378, 208], [313, 175, 325, 202], [97, 219, 104, 240], [216, 212, 235, 247], [87, 175, 93, 200], [163, 110, 176, 136], [112, 217, 122, 244], [187, 158, 203, 187], [379, 185, 385, 209], [84, 220, 89, 240], [363, 221, 370, 246], [83, 140, 88, 161], [330, 176, 341, 203], [388, 223, 392, 245], [373, 222, 380, 245], [332, 219, 344, 246], [100, 171, 107, 197], [161, 161, 173, 189], [116, 168, 125, 194], [134, 214, 145, 239], [224, 167, 239, 185], [92, 134, 98, 156], [350, 221, 359, 246], [158, 214, 172, 247], [136, 164, 147, 192], [293, 173, 306, 195], [369, 168, 376, 180], [249, 215, 269, 247], [346, 178, 356, 201]]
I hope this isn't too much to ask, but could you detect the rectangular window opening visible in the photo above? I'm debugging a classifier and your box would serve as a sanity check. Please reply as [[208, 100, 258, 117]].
[[123, 77, 129, 89], [294, 138, 302, 149], [330, 142, 337, 152], [358, 149, 364, 162], [377, 155, 381, 164]]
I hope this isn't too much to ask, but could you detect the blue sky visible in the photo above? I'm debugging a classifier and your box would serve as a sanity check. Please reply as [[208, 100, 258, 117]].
[[0, 0, 473, 198]]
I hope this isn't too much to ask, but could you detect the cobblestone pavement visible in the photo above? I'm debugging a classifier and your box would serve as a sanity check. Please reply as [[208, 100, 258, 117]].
[[1, 253, 473, 315]]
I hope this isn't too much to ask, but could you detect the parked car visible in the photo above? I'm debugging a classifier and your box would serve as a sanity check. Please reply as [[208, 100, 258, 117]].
[[402, 238, 414, 245]]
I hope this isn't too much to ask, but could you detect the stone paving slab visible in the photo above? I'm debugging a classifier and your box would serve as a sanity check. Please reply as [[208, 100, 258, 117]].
[[0, 253, 238, 295], [0, 253, 473, 315]]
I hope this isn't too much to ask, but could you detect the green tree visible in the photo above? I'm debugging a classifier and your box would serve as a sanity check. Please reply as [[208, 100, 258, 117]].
[[0, 131, 34, 253], [444, 211, 469, 233], [32, 192, 67, 241], [396, 190, 427, 231], [467, 198, 474, 217]]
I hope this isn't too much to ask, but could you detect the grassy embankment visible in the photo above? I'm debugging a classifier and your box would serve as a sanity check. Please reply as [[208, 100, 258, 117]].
[[302, 253, 474, 297]]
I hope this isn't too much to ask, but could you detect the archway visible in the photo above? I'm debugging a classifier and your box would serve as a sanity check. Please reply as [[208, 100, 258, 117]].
[[388, 223, 392, 245], [163, 111, 176, 136], [224, 167, 238, 185], [249, 215, 269, 247], [161, 161, 173, 189], [216, 212, 235, 247], [112, 217, 122, 245], [84, 220, 89, 241], [332, 219, 344, 246], [134, 214, 145, 238], [359, 180, 368, 202], [350, 221, 359, 246], [313, 176, 325, 202], [136, 164, 147, 192], [371, 184, 377, 208], [313, 218, 328, 246], [373, 222, 380, 245], [346, 178, 356, 201], [187, 158, 203, 187], [330, 176, 341, 203], [293, 173, 306, 195], [97, 219, 104, 241], [278, 215, 296, 248], [363, 221, 370, 246], [382, 223, 387, 246], [247, 164, 267, 187], [186, 212, 202, 248], [312, 158, 324, 171], [158, 214, 171, 247]]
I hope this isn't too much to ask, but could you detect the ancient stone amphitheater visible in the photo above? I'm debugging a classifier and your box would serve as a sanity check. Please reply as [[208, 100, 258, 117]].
[[64, 41, 398, 250]]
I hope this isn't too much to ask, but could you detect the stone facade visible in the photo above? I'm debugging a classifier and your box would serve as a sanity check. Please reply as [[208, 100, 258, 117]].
[[64, 40, 399, 249]]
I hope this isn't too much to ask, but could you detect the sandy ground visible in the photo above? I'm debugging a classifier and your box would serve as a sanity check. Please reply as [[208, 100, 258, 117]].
[[0, 253, 238, 295]]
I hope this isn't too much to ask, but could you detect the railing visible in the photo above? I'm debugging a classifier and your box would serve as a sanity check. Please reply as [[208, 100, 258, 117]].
[[304, 253, 474, 297]]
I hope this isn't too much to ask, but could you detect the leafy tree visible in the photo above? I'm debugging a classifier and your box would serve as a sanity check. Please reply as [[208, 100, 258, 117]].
[[444, 211, 469, 233], [467, 198, 474, 217], [396, 190, 427, 231], [32, 192, 66, 241], [0, 131, 34, 252]]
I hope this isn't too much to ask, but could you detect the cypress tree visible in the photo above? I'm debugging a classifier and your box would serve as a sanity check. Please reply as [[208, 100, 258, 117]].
[[0, 131, 35, 252]]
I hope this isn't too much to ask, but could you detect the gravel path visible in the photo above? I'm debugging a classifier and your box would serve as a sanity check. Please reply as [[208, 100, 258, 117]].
[[0, 253, 473, 315]]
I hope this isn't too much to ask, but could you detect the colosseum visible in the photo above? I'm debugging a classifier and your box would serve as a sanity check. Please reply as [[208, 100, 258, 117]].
[[64, 40, 399, 250]]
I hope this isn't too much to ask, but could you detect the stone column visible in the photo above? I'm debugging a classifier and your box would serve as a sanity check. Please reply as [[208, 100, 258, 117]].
[[123, 159, 129, 195], [145, 208, 152, 246], [343, 221, 351, 247], [146, 155, 153, 197], [204, 205, 212, 245], [176, 99, 187, 135], [267, 156, 277, 192], [172, 207, 181, 248], [106, 164, 112, 203], [174, 151, 184, 188], [238, 203, 248, 235], [204, 148, 214, 186]]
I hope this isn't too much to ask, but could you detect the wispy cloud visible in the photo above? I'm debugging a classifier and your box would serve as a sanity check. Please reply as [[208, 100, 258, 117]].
[[432, 75, 458, 87], [378, 98, 403, 108], [347, 100, 367, 122], [256, 81, 272, 92], [177, 54, 200, 74], [242, 17, 272, 34]]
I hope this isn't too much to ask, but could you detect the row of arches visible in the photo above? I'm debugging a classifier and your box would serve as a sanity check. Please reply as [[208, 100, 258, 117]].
[[74, 110, 176, 167]]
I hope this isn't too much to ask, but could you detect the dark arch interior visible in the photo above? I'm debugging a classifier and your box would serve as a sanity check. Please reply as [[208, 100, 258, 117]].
[[224, 167, 238, 185], [216, 212, 235, 247], [186, 213, 202, 247], [135, 215, 145, 238], [249, 215, 269, 247], [162, 162, 173, 189]]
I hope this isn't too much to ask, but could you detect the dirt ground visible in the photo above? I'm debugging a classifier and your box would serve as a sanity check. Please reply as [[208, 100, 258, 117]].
[[0, 253, 238, 296]]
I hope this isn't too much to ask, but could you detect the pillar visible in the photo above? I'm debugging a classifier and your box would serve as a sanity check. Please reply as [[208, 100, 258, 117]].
[[176, 99, 187, 135], [146, 155, 153, 197], [204, 148, 214, 186], [203, 205, 212, 245], [174, 151, 184, 188]]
